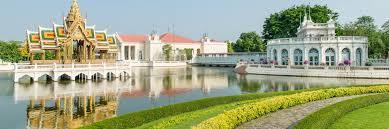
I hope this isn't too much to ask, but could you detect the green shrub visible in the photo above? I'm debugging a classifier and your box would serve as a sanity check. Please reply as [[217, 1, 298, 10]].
[[193, 85, 389, 129], [293, 93, 389, 129], [81, 89, 315, 129]]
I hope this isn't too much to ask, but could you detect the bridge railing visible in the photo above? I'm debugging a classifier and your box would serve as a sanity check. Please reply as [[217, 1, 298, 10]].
[[246, 64, 389, 71], [14, 63, 131, 71]]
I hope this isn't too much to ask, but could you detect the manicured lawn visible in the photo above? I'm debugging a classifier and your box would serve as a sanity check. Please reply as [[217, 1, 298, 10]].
[[294, 93, 389, 129], [80, 84, 381, 129], [81, 88, 318, 129], [194, 86, 389, 129], [329, 101, 389, 129]]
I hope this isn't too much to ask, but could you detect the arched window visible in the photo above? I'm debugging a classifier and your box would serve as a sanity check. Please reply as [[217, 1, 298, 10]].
[[325, 48, 336, 66], [294, 49, 303, 65], [356, 48, 363, 66], [273, 49, 278, 64], [342, 48, 351, 61], [308, 48, 319, 65], [281, 49, 288, 65]]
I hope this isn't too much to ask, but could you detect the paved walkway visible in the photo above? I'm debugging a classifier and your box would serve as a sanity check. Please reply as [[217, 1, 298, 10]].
[[237, 95, 369, 129]]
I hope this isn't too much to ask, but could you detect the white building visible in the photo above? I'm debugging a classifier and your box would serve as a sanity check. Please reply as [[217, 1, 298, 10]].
[[267, 13, 368, 66], [115, 33, 227, 61]]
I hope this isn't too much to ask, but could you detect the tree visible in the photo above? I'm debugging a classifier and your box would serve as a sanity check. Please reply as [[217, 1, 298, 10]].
[[233, 32, 266, 52], [19, 42, 30, 61], [337, 16, 385, 58], [162, 44, 173, 61], [262, 5, 338, 41], [226, 40, 234, 53], [382, 20, 389, 33], [0, 41, 22, 63], [45, 50, 55, 60], [184, 48, 193, 60]]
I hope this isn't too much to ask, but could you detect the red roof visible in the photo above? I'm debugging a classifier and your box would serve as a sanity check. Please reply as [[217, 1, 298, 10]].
[[160, 33, 196, 43], [118, 34, 147, 43]]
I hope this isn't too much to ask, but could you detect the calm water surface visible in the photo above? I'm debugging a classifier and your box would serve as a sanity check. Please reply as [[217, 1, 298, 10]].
[[1, 67, 389, 129]]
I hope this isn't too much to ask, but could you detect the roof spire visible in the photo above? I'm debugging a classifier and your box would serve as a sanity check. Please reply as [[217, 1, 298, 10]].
[[308, 4, 312, 21], [66, 0, 82, 23], [303, 6, 308, 22]]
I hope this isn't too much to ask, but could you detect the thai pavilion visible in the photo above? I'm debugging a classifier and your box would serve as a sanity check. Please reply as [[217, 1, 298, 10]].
[[25, 0, 118, 64], [267, 12, 369, 66]]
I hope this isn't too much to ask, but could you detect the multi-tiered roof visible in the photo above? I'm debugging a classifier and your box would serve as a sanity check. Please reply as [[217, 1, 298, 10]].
[[26, 0, 117, 54]]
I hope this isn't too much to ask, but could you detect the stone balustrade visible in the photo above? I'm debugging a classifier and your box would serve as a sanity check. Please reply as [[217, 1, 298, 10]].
[[13, 62, 131, 83], [268, 36, 368, 45], [243, 64, 389, 79]]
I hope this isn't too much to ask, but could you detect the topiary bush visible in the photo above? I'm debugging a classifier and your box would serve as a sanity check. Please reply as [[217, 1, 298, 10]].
[[192, 86, 389, 129]]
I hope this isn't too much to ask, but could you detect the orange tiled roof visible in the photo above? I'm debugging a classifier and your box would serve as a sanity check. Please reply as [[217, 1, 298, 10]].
[[119, 34, 148, 43], [159, 33, 197, 43]]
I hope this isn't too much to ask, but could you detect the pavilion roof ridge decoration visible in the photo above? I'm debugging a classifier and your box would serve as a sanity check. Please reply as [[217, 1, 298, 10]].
[[24, 0, 119, 63]]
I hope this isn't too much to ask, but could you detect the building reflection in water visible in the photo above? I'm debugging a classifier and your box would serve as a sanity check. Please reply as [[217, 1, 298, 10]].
[[15, 82, 122, 129], [238, 74, 389, 93], [13, 67, 389, 128]]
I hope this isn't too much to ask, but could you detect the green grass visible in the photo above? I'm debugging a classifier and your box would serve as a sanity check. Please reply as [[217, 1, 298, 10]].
[[294, 93, 389, 129], [136, 99, 259, 129], [329, 101, 389, 129], [80, 84, 378, 129], [81, 88, 325, 129]]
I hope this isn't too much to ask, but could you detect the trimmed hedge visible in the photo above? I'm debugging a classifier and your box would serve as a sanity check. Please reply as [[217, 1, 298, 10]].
[[192, 85, 389, 129], [81, 88, 319, 129], [293, 93, 389, 129]]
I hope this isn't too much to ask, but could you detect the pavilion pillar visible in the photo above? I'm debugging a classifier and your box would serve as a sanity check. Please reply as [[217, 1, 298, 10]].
[[55, 50, 61, 60], [30, 99, 35, 109], [30, 53, 34, 64], [41, 52, 46, 60], [83, 96, 87, 116]]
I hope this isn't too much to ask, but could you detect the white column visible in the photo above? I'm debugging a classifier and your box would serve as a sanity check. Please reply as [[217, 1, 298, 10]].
[[118, 44, 124, 60]]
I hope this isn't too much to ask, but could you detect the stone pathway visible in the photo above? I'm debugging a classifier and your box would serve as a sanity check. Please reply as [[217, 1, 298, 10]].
[[237, 95, 370, 129]]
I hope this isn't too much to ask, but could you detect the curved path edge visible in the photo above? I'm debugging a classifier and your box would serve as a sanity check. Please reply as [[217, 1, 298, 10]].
[[237, 94, 372, 129]]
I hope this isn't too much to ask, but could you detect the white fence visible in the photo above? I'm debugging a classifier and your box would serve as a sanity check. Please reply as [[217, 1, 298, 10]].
[[268, 36, 368, 45], [244, 64, 389, 79], [193, 52, 267, 66], [14, 63, 132, 83], [123, 60, 187, 67]]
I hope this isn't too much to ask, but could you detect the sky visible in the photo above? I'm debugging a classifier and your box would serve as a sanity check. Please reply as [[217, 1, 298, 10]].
[[0, 0, 388, 41]]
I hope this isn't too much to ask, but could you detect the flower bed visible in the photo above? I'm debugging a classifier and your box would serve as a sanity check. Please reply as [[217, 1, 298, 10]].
[[293, 93, 389, 129], [193, 86, 389, 129]]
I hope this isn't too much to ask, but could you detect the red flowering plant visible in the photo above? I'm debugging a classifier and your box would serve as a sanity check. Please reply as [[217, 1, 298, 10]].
[[344, 60, 352, 66], [304, 60, 309, 65]]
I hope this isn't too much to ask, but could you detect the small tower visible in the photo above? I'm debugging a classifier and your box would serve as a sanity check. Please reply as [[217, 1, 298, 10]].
[[65, 0, 83, 29]]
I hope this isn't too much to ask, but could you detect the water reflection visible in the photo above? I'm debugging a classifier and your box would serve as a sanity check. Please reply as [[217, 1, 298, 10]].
[[6, 67, 389, 129], [238, 74, 389, 93]]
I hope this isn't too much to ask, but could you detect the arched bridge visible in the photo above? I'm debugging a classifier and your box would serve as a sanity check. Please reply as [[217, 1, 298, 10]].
[[13, 63, 131, 83]]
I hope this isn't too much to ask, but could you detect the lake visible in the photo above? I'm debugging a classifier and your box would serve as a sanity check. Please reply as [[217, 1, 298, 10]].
[[1, 66, 389, 129]]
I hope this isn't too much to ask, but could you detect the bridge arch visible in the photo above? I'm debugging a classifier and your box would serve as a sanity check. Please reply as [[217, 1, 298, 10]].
[[37, 74, 53, 82], [75, 73, 88, 81], [106, 72, 116, 80], [92, 72, 104, 81], [58, 74, 72, 81], [18, 75, 33, 83]]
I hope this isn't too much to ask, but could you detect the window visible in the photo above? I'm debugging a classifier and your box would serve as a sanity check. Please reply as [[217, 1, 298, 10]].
[[356, 48, 362, 66], [281, 49, 288, 65], [308, 48, 319, 65], [325, 48, 336, 66], [139, 51, 143, 60], [294, 49, 303, 65], [342, 48, 351, 61], [273, 49, 278, 64]]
